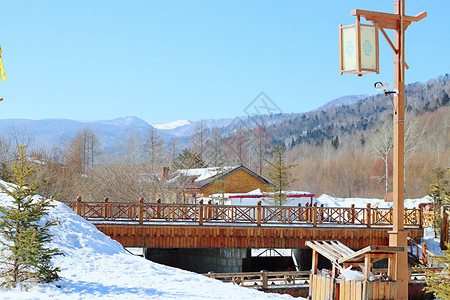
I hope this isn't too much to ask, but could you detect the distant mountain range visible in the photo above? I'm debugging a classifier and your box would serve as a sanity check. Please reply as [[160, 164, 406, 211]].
[[317, 94, 369, 111], [0, 92, 383, 152]]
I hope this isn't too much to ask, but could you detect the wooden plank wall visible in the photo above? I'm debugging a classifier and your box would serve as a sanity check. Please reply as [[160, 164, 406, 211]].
[[94, 224, 423, 249]]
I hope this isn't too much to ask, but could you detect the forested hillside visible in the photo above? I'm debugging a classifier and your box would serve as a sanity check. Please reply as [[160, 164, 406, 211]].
[[284, 75, 450, 198], [0, 75, 448, 201]]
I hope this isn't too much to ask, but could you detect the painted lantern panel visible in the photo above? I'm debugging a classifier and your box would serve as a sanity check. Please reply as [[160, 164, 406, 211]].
[[340, 22, 379, 75]]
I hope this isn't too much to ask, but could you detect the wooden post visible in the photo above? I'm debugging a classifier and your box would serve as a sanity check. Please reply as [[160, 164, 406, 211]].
[[104, 197, 109, 219], [320, 204, 324, 223], [309, 250, 319, 300], [313, 203, 318, 227], [441, 206, 448, 250], [257, 201, 262, 226], [261, 270, 268, 289], [207, 200, 212, 220], [418, 204, 423, 228], [351, 204, 356, 224], [422, 242, 428, 265], [156, 199, 162, 219], [390, 2, 409, 297], [76, 196, 82, 216], [199, 200, 204, 225], [305, 202, 310, 222], [366, 203, 371, 228], [298, 203, 302, 222], [139, 198, 144, 225]]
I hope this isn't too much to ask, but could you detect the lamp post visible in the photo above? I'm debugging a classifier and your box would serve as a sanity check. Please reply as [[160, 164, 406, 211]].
[[340, 1, 426, 299]]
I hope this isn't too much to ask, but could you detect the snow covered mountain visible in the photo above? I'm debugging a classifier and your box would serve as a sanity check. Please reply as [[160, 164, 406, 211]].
[[151, 119, 192, 130]]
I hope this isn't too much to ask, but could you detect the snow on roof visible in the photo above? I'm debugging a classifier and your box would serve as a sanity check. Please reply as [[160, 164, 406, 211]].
[[177, 166, 238, 182]]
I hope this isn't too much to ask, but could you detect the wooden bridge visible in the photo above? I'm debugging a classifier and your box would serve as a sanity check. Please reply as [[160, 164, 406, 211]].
[[65, 198, 426, 249]]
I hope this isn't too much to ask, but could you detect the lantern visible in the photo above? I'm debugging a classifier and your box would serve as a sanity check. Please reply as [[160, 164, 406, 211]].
[[339, 21, 379, 76]]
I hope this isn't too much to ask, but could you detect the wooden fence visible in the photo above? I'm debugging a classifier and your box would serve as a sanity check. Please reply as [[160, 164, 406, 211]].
[[205, 269, 440, 288], [64, 197, 425, 228], [205, 270, 310, 288], [407, 237, 441, 267]]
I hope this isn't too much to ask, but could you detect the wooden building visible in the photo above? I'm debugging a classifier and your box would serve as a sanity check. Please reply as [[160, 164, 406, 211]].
[[175, 165, 271, 199]]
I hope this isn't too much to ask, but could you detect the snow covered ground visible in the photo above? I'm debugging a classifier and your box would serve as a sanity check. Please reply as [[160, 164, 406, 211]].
[[0, 186, 294, 299]]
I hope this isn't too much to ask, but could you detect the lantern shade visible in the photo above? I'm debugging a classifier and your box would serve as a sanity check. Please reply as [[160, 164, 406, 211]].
[[340, 22, 379, 75]]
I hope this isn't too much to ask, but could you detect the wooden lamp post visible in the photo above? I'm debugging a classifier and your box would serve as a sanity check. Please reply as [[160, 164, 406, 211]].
[[340, 1, 426, 299]]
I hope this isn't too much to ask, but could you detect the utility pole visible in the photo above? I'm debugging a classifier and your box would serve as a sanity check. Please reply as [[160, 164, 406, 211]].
[[340, 1, 426, 299]]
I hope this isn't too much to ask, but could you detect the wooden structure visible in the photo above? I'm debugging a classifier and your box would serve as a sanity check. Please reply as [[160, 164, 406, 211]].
[[340, 2, 427, 298], [307, 241, 403, 300], [68, 198, 425, 228], [441, 205, 450, 250], [65, 199, 423, 249], [205, 268, 436, 300], [177, 165, 271, 198], [206, 270, 310, 298]]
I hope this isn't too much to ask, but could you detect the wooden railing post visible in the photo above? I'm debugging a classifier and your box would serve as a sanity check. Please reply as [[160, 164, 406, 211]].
[[207, 200, 212, 220], [366, 203, 371, 228], [442, 207, 449, 250], [305, 203, 310, 222], [156, 199, 162, 219], [257, 201, 262, 226], [199, 200, 204, 225], [351, 204, 355, 224], [320, 204, 324, 223], [104, 197, 109, 219], [298, 203, 302, 222], [261, 270, 268, 289], [312, 203, 318, 227], [418, 204, 423, 228], [76, 196, 82, 216], [139, 198, 144, 225], [422, 242, 428, 265]]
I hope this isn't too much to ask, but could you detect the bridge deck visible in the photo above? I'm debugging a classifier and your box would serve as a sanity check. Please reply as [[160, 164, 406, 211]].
[[93, 223, 423, 249]]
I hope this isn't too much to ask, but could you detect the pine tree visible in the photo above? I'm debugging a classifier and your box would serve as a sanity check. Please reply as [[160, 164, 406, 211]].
[[0, 145, 62, 289], [172, 148, 206, 169], [264, 144, 297, 206], [428, 167, 450, 237], [424, 243, 450, 299]]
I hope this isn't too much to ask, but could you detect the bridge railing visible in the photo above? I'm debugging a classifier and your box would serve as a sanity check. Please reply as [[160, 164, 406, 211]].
[[64, 197, 425, 228], [205, 270, 310, 288]]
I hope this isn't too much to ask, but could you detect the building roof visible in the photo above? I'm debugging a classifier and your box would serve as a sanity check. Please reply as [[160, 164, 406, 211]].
[[178, 165, 271, 191]]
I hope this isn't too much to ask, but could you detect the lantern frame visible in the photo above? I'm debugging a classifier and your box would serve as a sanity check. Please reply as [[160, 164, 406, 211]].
[[339, 21, 379, 76]]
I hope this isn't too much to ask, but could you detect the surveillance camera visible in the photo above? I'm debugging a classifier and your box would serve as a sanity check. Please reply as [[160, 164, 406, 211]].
[[374, 82, 390, 91]]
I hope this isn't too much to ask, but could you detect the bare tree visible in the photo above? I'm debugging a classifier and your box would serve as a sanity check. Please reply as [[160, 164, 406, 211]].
[[205, 127, 226, 167], [121, 129, 145, 166], [66, 127, 101, 173], [371, 118, 393, 195], [8, 126, 33, 148], [144, 128, 164, 172], [190, 121, 208, 159]]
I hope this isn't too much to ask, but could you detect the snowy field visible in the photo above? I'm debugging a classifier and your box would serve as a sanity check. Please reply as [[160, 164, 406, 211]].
[[0, 185, 294, 300], [0, 180, 437, 299]]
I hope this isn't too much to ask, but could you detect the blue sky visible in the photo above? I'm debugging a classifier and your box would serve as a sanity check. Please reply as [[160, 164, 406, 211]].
[[0, 1, 448, 124]]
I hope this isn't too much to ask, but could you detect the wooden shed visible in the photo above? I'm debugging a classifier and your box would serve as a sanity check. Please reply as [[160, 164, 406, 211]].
[[306, 240, 403, 300]]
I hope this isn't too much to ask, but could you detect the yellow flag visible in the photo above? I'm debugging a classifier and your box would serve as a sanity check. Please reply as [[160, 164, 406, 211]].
[[0, 45, 6, 82]]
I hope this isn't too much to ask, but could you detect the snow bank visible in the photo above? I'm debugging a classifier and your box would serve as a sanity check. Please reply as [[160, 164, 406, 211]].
[[317, 194, 431, 209], [0, 187, 293, 299]]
